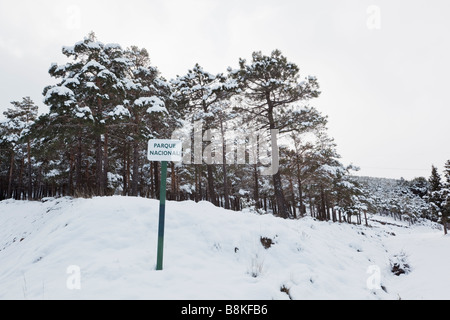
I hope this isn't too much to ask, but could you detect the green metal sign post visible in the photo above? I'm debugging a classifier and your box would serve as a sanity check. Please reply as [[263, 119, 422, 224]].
[[148, 139, 182, 271], [156, 161, 168, 271]]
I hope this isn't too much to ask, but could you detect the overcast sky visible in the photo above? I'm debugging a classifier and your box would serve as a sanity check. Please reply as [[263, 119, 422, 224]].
[[0, 0, 449, 180]]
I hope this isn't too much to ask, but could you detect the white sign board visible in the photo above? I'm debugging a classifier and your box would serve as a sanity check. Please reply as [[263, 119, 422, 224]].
[[148, 139, 182, 162]]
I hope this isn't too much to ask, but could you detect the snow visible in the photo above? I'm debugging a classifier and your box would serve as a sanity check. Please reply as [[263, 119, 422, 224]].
[[63, 78, 80, 86], [108, 105, 130, 118], [147, 105, 167, 114], [46, 86, 74, 97], [75, 106, 94, 120], [179, 184, 194, 194], [134, 97, 167, 114], [123, 79, 138, 91], [85, 82, 99, 90], [383, 230, 450, 299], [44, 86, 75, 102], [320, 164, 342, 176], [62, 46, 75, 55], [46, 169, 61, 178], [86, 41, 102, 50], [81, 60, 105, 73], [105, 43, 121, 50], [239, 189, 250, 196], [98, 69, 118, 81], [338, 181, 355, 189], [0, 197, 448, 300], [113, 58, 131, 66]]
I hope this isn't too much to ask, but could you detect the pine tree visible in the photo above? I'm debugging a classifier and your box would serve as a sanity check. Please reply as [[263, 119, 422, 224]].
[[1, 97, 38, 199], [172, 64, 237, 205], [207, 100, 238, 210], [40, 33, 175, 198], [230, 50, 320, 218], [428, 165, 446, 234], [409, 177, 429, 198], [444, 161, 450, 186], [429, 166, 442, 192], [44, 32, 123, 196], [122, 46, 171, 196], [441, 161, 450, 235]]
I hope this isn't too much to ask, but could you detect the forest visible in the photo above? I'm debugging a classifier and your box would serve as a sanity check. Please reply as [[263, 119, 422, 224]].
[[1, 32, 449, 231]]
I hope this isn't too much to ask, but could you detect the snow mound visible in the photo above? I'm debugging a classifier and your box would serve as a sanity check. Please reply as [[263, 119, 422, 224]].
[[0, 197, 448, 300]]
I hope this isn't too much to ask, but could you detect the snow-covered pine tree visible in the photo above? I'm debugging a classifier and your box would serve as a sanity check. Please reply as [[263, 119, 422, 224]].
[[44, 33, 136, 196], [444, 161, 450, 186], [290, 139, 316, 216], [122, 46, 171, 197], [441, 161, 450, 234], [230, 50, 320, 219], [313, 132, 347, 221], [207, 100, 239, 210], [171, 64, 237, 205], [428, 165, 445, 233], [409, 177, 429, 198], [0, 97, 38, 199]]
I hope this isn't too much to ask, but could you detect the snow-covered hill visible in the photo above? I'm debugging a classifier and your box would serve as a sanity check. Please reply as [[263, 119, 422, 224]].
[[0, 196, 448, 300]]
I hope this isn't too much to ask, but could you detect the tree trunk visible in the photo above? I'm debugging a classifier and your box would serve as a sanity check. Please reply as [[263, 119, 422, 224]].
[[84, 160, 91, 196], [320, 186, 326, 221], [103, 130, 109, 195], [197, 165, 203, 201], [272, 172, 290, 218], [76, 131, 82, 194], [222, 162, 230, 210], [220, 120, 230, 210], [297, 175, 305, 216], [194, 165, 199, 202], [153, 162, 160, 199], [69, 151, 74, 197], [7, 151, 14, 199], [126, 147, 131, 196], [27, 138, 32, 200], [364, 211, 369, 227], [267, 99, 289, 219], [149, 161, 154, 198], [254, 164, 260, 210], [443, 215, 448, 235], [19, 158, 24, 200], [95, 133, 103, 196], [176, 167, 181, 201], [171, 162, 176, 201], [131, 138, 140, 197], [289, 176, 296, 219], [325, 191, 331, 221], [207, 164, 217, 206], [122, 146, 128, 196]]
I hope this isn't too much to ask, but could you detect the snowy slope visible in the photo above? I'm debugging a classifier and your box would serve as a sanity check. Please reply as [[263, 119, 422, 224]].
[[0, 197, 448, 300]]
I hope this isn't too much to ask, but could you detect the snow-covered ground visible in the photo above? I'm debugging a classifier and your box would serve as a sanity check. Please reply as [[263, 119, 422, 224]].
[[0, 196, 448, 300]]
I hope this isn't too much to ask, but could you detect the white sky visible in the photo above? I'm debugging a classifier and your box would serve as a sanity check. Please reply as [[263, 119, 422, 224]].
[[0, 0, 449, 180]]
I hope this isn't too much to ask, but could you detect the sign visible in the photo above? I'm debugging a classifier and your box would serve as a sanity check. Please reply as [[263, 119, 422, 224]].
[[147, 139, 182, 271], [148, 139, 182, 163]]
